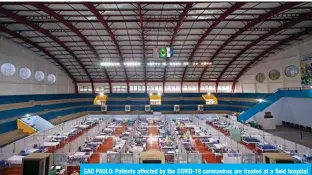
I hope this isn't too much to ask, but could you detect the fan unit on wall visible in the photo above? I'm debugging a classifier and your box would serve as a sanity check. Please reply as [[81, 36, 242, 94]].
[[174, 105, 180, 112], [125, 105, 131, 112], [101, 105, 107, 112], [145, 105, 151, 112], [198, 105, 204, 111]]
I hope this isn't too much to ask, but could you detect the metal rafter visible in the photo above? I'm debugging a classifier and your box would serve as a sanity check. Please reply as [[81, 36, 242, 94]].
[[181, 2, 246, 81], [3, 6, 311, 11], [84, 2, 130, 93], [138, 2, 147, 92], [197, 2, 300, 81], [1, 18, 305, 25], [0, 26, 75, 82], [164, 2, 193, 88], [234, 28, 312, 82], [0, 6, 93, 82], [31, 2, 112, 93], [0, 2, 311, 85], [217, 11, 312, 81]]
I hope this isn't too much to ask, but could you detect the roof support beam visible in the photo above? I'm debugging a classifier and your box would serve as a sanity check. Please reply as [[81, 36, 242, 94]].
[[2, 18, 309, 24], [234, 28, 312, 82], [0, 26, 75, 83], [138, 2, 147, 92], [217, 11, 312, 81], [164, 2, 193, 86], [181, 2, 246, 81], [0, 6, 92, 82], [197, 2, 299, 81], [31, 2, 112, 93], [84, 2, 129, 93]]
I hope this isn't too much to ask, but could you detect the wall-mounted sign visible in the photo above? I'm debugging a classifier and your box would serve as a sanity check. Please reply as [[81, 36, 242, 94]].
[[285, 65, 299, 78], [255, 73, 265, 83], [269, 69, 280, 80], [155, 47, 174, 58], [300, 57, 312, 85]]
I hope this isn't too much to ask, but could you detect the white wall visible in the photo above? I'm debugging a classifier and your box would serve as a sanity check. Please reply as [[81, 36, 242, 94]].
[[0, 36, 74, 95], [236, 37, 312, 93], [252, 97, 312, 127]]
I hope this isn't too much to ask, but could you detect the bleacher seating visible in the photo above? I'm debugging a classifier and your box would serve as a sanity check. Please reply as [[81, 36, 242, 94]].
[[0, 92, 268, 135], [0, 94, 98, 134], [105, 93, 266, 113]]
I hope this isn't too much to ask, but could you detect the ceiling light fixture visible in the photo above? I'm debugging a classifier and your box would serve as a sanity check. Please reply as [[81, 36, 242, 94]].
[[124, 62, 141, 67], [169, 62, 181, 66], [100, 62, 120, 67]]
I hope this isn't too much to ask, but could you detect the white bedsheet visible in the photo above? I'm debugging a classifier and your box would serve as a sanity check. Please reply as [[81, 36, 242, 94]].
[[43, 142, 60, 147], [7, 155, 24, 164]]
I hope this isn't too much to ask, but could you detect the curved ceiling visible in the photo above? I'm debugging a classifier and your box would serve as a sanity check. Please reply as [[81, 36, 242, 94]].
[[0, 2, 312, 85]]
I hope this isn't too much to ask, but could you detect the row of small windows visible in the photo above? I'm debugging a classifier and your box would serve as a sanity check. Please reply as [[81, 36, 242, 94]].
[[0, 63, 56, 83], [78, 85, 232, 92]]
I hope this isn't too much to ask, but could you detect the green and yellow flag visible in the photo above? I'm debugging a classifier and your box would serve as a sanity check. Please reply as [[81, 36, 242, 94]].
[[159, 47, 167, 58]]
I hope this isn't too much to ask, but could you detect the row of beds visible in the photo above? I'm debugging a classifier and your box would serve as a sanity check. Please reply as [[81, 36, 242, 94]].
[[127, 119, 179, 163], [67, 120, 132, 164], [128, 120, 148, 153], [175, 119, 239, 162], [5, 120, 98, 166], [210, 119, 312, 163], [173, 119, 199, 154], [210, 120, 278, 153]]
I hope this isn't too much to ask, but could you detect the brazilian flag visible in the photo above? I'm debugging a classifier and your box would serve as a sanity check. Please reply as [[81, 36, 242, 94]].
[[159, 47, 167, 58]]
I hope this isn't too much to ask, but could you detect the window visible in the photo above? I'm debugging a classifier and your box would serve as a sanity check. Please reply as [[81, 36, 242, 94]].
[[95, 86, 104, 92], [1, 63, 16, 76], [34, 71, 45, 81], [165, 85, 180, 92], [79, 86, 90, 92], [19, 67, 31, 80], [104, 86, 110, 93], [129, 85, 145, 92], [218, 86, 231, 92], [201, 85, 216, 92], [87, 86, 92, 91], [47, 74, 56, 83], [113, 85, 128, 92]]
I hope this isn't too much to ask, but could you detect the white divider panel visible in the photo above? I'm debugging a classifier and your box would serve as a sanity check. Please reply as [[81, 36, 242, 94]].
[[220, 115, 312, 157], [297, 144, 311, 155], [263, 134, 274, 145], [14, 139, 25, 154], [175, 154, 188, 163], [230, 138, 239, 152], [0, 144, 14, 160], [285, 140, 296, 151], [237, 144, 248, 154], [275, 136, 286, 149]]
